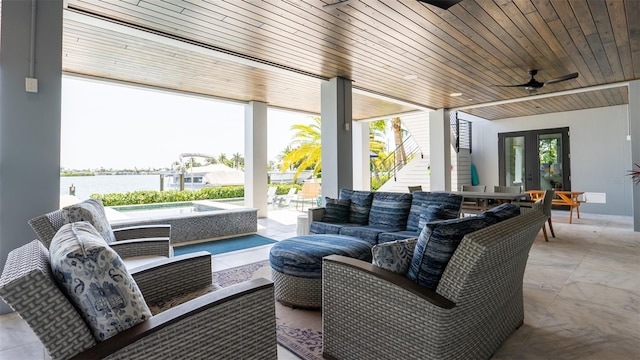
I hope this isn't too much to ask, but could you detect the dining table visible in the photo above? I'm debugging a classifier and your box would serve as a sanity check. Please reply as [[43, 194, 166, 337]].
[[451, 191, 529, 214], [525, 190, 584, 224]]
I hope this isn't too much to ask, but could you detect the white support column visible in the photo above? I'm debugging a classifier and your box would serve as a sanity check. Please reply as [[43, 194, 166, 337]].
[[321, 77, 353, 199], [0, 0, 64, 314], [244, 101, 268, 218], [429, 109, 452, 191], [352, 120, 370, 190], [629, 80, 640, 232]]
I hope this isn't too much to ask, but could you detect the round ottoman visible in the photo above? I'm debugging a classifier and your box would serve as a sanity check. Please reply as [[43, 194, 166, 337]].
[[269, 234, 373, 309]]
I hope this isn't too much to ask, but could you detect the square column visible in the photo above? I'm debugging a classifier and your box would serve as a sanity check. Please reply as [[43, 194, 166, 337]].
[[429, 109, 452, 191], [629, 80, 639, 232], [321, 77, 353, 199], [352, 120, 370, 190], [0, 0, 64, 314], [244, 101, 268, 218]]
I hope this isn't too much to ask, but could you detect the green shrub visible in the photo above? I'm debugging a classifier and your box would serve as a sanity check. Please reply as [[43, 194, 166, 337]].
[[91, 184, 302, 206]]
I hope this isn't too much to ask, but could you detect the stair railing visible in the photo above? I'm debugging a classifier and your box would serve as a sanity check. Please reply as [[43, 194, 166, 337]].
[[372, 134, 421, 184]]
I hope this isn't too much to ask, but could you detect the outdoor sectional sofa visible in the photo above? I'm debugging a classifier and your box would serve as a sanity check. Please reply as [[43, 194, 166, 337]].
[[308, 189, 464, 245]]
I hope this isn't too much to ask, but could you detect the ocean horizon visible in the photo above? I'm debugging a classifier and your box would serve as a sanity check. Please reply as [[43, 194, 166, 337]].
[[60, 174, 164, 200]]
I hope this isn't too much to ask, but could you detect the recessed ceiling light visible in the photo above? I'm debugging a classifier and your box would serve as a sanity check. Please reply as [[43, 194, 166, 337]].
[[404, 74, 418, 80], [450, 92, 462, 97]]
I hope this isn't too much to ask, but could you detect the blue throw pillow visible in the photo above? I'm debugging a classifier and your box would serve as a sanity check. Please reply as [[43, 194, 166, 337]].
[[321, 197, 351, 223], [339, 189, 374, 225], [406, 212, 498, 289], [417, 204, 448, 231], [484, 202, 521, 221], [406, 192, 464, 232], [368, 192, 412, 228]]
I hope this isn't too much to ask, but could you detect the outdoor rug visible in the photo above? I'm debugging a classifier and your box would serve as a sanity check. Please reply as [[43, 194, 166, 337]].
[[214, 260, 323, 360], [173, 234, 277, 256]]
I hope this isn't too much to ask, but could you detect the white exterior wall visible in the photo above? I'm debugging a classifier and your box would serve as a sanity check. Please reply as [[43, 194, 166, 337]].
[[471, 105, 633, 216]]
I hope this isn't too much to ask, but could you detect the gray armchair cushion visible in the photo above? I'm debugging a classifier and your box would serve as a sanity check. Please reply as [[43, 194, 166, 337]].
[[339, 189, 373, 225], [50, 222, 151, 341], [60, 198, 116, 244]]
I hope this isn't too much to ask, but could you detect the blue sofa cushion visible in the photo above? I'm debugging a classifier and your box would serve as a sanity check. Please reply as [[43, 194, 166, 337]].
[[269, 234, 372, 278], [484, 203, 521, 221], [368, 192, 413, 229], [339, 189, 374, 225], [377, 230, 419, 243], [406, 192, 464, 232], [406, 212, 498, 290], [309, 221, 357, 235], [321, 198, 351, 223], [417, 205, 450, 230], [339, 225, 399, 245]]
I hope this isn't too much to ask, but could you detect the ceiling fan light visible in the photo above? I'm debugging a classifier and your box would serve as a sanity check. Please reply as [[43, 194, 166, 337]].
[[416, 0, 464, 10]]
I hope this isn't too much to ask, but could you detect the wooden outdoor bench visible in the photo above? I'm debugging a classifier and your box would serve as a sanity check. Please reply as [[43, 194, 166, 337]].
[[527, 190, 584, 224]]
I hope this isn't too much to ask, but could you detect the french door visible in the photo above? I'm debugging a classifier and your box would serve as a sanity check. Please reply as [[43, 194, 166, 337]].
[[498, 128, 571, 191]]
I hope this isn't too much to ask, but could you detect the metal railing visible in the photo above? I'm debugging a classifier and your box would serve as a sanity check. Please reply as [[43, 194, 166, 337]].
[[371, 134, 421, 184]]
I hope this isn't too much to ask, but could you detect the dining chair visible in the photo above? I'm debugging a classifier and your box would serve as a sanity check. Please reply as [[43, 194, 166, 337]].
[[519, 189, 555, 241], [460, 185, 487, 214]]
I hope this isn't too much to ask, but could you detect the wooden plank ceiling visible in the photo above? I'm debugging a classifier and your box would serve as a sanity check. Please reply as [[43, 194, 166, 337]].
[[62, 0, 639, 120]]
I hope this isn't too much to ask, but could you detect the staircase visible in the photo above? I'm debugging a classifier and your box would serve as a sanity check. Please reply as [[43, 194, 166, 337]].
[[377, 111, 472, 193]]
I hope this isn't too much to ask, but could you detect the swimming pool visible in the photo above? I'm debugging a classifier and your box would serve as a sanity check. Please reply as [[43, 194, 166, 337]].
[[112, 201, 224, 219], [110, 200, 257, 245]]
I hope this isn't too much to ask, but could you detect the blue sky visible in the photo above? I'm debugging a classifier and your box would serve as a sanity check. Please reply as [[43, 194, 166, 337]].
[[61, 76, 315, 170]]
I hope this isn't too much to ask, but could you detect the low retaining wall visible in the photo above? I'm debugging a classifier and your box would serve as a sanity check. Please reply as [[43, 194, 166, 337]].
[[111, 207, 258, 245]]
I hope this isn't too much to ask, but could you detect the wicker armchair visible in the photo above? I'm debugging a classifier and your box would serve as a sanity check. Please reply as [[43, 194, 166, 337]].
[[322, 210, 547, 360], [0, 240, 277, 360], [28, 199, 171, 263]]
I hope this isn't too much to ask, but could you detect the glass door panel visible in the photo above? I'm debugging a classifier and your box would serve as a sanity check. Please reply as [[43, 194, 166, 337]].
[[499, 127, 570, 192], [504, 136, 525, 189], [538, 133, 564, 191]]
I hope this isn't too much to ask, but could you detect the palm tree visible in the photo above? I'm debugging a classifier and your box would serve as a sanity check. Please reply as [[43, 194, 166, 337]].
[[280, 116, 322, 181], [369, 119, 388, 182], [217, 153, 228, 165], [231, 152, 243, 169], [392, 117, 407, 170]]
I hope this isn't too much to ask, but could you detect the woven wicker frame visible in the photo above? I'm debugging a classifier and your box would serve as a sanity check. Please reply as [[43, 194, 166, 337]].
[[28, 208, 171, 259], [322, 211, 547, 360], [1, 240, 278, 360], [271, 269, 322, 309]]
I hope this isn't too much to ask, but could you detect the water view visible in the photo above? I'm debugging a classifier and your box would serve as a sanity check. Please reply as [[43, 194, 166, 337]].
[[60, 174, 163, 200]]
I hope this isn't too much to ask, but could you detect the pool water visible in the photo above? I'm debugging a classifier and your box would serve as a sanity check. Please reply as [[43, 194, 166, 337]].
[[112, 201, 222, 219]]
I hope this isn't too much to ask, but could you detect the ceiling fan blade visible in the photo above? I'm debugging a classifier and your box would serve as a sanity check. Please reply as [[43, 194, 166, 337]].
[[543, 72, 579, 86], [492, 84, 530, 88], [416, 0, 463, 10]]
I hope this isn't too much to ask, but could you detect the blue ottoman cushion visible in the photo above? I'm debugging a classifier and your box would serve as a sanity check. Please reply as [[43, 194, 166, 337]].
[[269, 234, 372, 278]]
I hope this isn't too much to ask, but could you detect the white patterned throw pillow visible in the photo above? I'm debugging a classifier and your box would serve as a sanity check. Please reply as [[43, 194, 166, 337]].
[[371, 238, 418, 275], [49, 222, 151, 341], [60, 198, 116, 244]]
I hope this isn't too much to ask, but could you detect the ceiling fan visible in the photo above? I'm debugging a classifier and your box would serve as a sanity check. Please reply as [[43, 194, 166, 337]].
[[495, 70, 579, 92], [325, 0, 463, 10], [416, 0, 464, 10]]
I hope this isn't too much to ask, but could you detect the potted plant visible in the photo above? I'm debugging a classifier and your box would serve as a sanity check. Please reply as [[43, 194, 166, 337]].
[[628, 163, 640, 185]]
